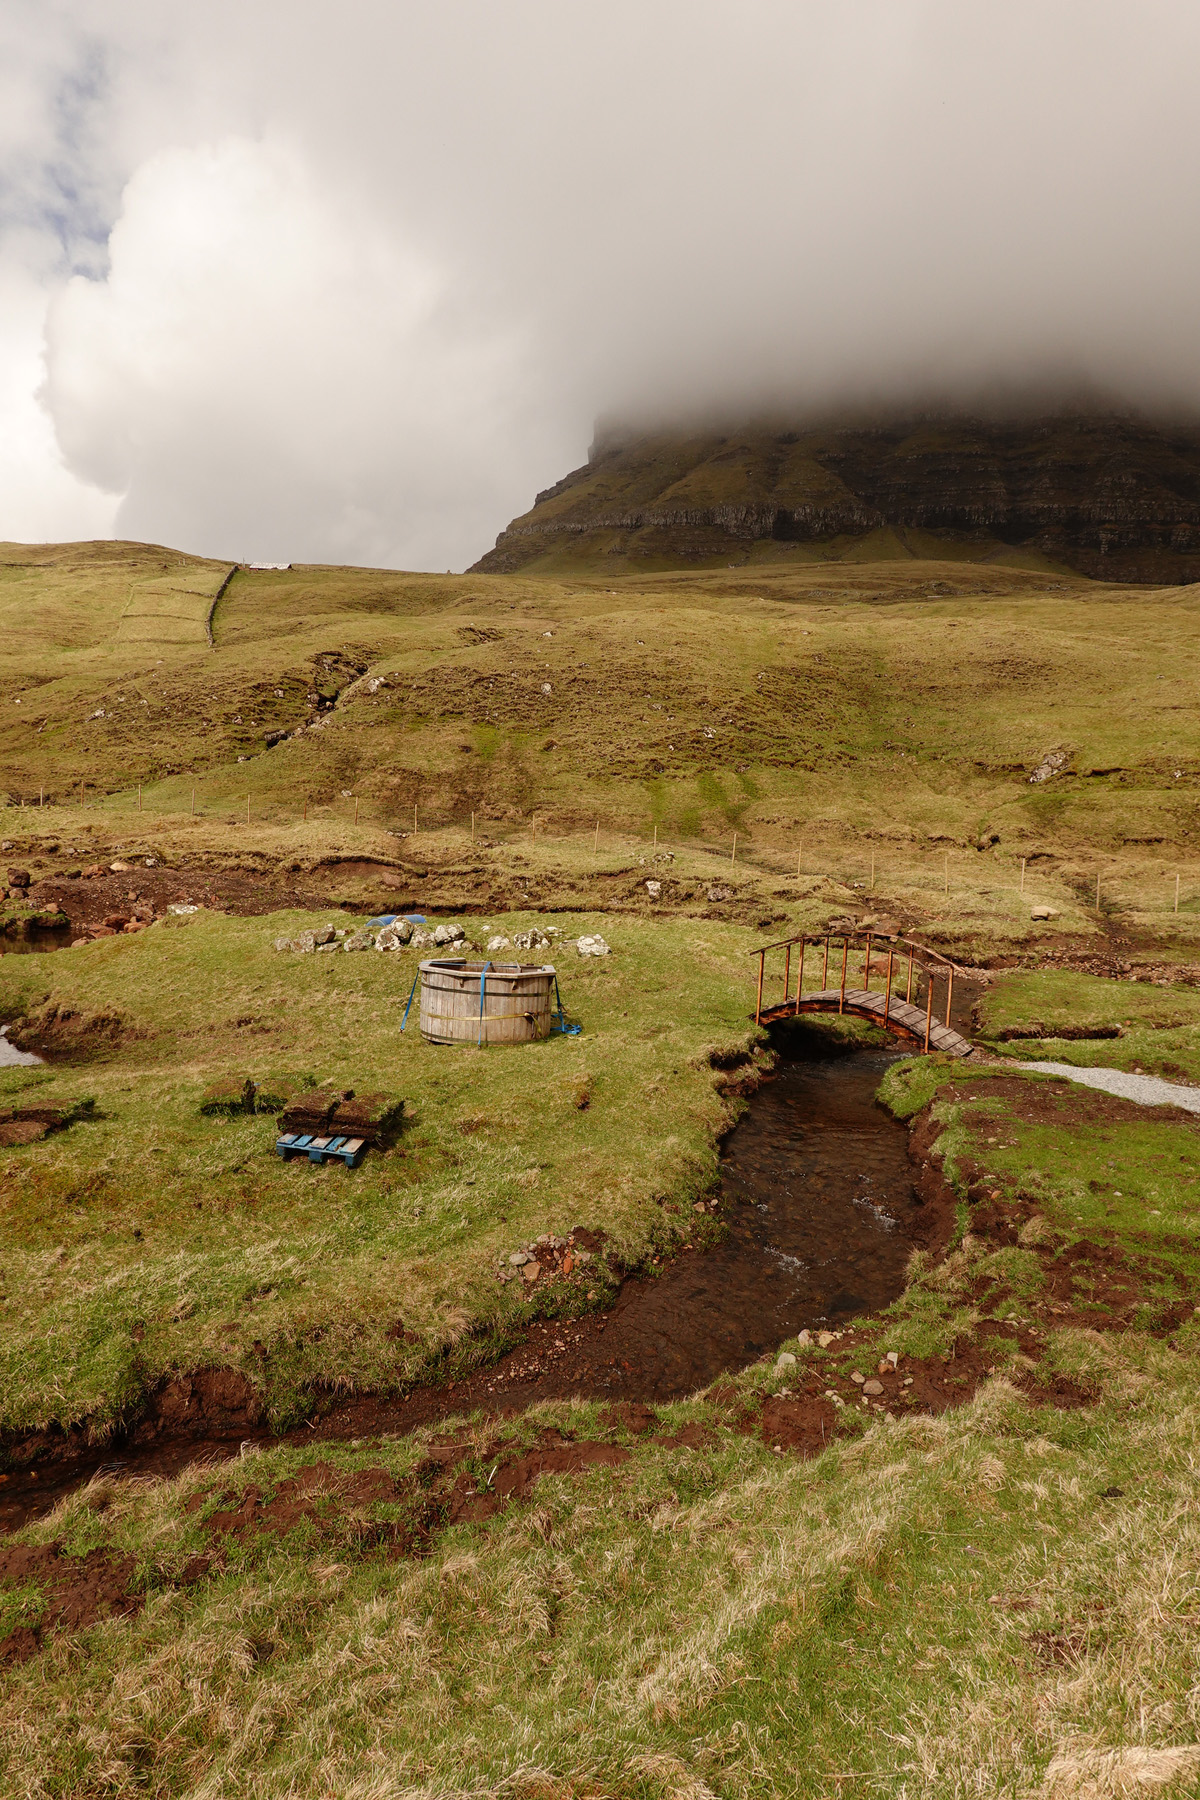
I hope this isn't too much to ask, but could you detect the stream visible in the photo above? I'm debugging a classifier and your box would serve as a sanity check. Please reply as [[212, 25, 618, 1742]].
[[0, 1031, 926, 1527]]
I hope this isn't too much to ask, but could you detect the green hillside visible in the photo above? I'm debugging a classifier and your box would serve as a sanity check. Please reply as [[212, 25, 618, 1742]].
[[3, 542, 1200, 943]]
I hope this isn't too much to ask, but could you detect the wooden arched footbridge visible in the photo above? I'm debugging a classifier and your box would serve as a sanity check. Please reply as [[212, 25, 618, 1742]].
[[752, 931, 974, 1057]]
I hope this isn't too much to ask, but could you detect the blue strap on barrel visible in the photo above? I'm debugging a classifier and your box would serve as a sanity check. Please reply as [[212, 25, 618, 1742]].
[[399, 969, 420, 1032], [478, 960, 493, 1046]]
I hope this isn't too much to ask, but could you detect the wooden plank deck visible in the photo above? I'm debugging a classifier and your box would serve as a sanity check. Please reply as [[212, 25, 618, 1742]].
[[757, 987, 973, 1057]]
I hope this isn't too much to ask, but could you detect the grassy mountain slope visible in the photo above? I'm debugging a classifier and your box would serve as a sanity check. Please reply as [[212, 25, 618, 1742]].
[[4, 543, 1200, 940], [471, 412, 1200, 583]]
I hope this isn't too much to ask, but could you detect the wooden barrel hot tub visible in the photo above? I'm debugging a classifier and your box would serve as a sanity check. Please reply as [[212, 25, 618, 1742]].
[[418, 960, 556, 1046]]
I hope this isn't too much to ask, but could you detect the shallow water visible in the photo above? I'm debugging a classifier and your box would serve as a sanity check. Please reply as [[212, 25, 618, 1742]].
[[0, 1028, 42, 1067], [560, 1040, 918, 1399]]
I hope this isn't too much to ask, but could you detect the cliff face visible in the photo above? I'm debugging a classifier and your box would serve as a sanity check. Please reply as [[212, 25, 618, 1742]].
[[470, 412, 1200, 582]]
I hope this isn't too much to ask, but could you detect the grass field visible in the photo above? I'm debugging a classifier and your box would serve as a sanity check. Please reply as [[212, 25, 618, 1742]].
[[5, 538, 1200, 1795]]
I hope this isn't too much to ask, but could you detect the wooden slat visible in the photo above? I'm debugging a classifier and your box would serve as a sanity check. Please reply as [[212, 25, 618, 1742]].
[[756, 987, 973, 1057]]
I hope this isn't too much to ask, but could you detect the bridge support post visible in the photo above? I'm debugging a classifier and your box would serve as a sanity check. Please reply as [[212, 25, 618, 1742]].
[[783, 942, 791, 1008], [795, 940, 805, 1014], [945, 967, 954, 1029], [839, 939, 848, 1014], [863, 933, 872, 997], [924, 976, 933, 1052], [906, 949, 914, 1004], [885, 948, 894, 1025], [755, 951, 765, 1026]]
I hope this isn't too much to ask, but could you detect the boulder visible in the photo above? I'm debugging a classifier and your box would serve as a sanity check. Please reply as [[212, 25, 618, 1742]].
[[1030, 905, 1058, 921], [645, 880, 662, 899], [7, 869, 29, 888], [514, 927, 551, 951], [487, 935, 511, 952], [293, 931, 317, 953], [273, 935, 294, 952], [706, 884, 731, 902], [342, 931, 375, 952], [432, 922, 466, 946], [1029, 747, 1071, 785], [374, 924, 407, 951], [313, 923, 337, 946], [577, 933, 611, 957]]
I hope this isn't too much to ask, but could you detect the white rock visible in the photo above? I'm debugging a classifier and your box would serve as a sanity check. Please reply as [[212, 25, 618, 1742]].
[[645, 880, 662, 898], [168, 903, 198, 915], [796, 1329, 812, 1347], [292, 930, 316, 953], [109, 861, 131, 872], [577, 933, 611, 957], [342, 931, 375, 951], [509, 1250, 530, 1265], [1030, 905, 1058, 921], [775, 1352, 798, 1370], [487, 935, 511, 952], [273, 935, 294, 952]]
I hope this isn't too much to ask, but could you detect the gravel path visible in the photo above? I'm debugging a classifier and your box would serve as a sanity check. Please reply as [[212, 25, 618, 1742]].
[[1018, 1060, 1200, 1115]]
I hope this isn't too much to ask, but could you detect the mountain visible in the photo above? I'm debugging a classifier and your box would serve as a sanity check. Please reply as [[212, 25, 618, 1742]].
[[470, 410, 1200, 582]]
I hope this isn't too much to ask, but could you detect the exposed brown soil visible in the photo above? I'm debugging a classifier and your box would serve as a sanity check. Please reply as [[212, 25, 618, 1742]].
[[950, 1072, 1200, 1132], [0, 1429, 639, 1664], [0, 1541, 142, 1665]]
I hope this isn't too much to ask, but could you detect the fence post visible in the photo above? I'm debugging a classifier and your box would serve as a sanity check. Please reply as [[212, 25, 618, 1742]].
[[755, 951, 765, 1026], [863, 932, 872, 995], [732, 833, 737, 864], [822, 936, 830, 990], [885, 948, 894, 1022], [783, 941, 791, 1006], [906, 948, 914, 1004], [1176, 873, 1181, 914]]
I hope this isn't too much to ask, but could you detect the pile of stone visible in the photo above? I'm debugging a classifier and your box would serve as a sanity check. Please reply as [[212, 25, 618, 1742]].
[[497, 1231, 596, 1288], [275, 920, 474, 954]]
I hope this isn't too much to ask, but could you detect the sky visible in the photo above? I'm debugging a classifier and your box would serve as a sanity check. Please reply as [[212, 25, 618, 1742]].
[[2, 0, 1200, 571]]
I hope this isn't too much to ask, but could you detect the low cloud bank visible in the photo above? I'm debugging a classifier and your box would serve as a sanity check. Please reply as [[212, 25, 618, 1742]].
[[2, 1, 1198, 569]]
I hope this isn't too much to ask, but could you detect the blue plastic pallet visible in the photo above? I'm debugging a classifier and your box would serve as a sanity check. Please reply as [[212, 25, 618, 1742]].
[[275, 1132, 367, 1169]]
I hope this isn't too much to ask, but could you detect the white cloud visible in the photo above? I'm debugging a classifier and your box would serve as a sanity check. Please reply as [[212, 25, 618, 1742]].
[[43, 134, 559, 568], [0, 250, 116, 543]]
